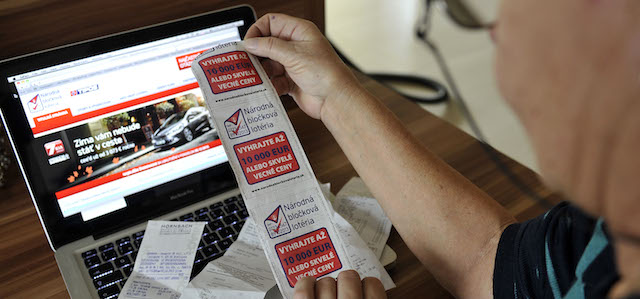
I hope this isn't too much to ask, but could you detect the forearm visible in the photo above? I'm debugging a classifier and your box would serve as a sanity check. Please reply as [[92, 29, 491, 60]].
[[243, 12, 513, 296], [321, 84, 515, 297]]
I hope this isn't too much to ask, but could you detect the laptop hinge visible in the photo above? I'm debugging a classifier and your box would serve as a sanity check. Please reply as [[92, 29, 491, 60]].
[[93, 218, 148, 240]]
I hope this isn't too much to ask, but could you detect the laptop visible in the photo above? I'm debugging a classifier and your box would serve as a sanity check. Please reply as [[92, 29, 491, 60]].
[[0, 5, 256, 299]]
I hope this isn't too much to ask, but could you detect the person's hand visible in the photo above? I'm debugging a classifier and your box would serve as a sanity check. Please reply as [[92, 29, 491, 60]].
[[243, 13, 360, 120], [293, 270, 386, 299]]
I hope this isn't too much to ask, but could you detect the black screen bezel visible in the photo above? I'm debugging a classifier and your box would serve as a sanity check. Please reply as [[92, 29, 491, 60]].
[[0, 5, 255, 249]]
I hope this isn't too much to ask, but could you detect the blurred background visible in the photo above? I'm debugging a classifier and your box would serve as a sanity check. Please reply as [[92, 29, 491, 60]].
[[326, 0, 538, 173]]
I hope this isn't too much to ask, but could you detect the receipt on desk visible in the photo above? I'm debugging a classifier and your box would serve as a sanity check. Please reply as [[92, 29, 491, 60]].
[[182, 216, 393, 299], [180, 219, 275, 299], [324, 183, 394, 289], [333, 213, 395, 290], [119, 221, 205, 299], [191, 42, 352, 299], [336, 177, 374, 199], [334, 178, 392, 259]]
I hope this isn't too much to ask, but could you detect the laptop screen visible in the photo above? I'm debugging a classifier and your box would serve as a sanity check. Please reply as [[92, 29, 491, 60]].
[[6, 21, 243, 221]]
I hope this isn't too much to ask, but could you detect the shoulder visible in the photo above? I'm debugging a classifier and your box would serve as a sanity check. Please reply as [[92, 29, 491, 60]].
[[493, 202, 619, 298]]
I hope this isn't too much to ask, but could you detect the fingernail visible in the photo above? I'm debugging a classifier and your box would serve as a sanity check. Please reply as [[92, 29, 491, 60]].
[[244, 39, 257, 50]]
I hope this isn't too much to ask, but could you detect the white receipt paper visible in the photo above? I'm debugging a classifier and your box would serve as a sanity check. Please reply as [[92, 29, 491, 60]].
[[333, 213, 395, 290], [180, 219, 275, 299], [334, 178, 392, 259], [119, 221, 205, 299], [191, 42, 353, 298]]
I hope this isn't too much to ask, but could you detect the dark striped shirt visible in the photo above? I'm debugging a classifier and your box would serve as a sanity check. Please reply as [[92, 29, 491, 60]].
[[494, 202, 619, 298]]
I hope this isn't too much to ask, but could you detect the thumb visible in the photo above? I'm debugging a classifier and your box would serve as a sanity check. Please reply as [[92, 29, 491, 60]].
[[243, 37, 296, 67]]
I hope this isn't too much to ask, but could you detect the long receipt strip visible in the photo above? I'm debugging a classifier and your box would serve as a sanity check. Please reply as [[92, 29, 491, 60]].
[[119, 221, 205, 299], [191, 42, 353, 298]]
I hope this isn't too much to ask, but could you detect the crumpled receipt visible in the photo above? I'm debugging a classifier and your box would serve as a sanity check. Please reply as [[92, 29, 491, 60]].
[[332, 214, 395, 290], [191, 41, 353, 299], [119, 221, 205, 299], [179, 219, 274, 299], [325, 182, 394, 290], [334, 178, 392, 259]]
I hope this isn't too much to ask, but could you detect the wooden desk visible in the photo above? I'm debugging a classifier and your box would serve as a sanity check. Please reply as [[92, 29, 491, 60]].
[[0, 2, 561, 298], [0, 68, 560, 298]]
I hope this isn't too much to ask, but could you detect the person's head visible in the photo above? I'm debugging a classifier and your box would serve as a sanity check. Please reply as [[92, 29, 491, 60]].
[[493, 0, 640, 226]]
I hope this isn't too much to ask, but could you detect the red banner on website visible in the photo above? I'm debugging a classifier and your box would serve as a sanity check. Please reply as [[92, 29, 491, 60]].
[[33, 108, 73, 130], [55, 139, 221, 199], [31, 83, 199, 135]]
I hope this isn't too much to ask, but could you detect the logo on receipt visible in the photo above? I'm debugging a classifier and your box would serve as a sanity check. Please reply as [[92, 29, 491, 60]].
[[225, 109, 250, 139], [264, 205, 291, 239]]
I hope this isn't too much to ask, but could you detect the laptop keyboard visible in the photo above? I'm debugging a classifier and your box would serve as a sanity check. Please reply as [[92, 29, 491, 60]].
[[81, 195, 248, 299]]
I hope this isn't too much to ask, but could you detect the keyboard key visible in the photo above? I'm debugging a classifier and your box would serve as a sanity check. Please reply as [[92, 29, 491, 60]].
[[195, 214, 211, 223], [101, 250, 117, 261], [84, 255, 101, 268], [114, 255, 132, 268], [224, 203, 239, 214], [82, 249, 97, 259], [121, 264, 133, 276], [119, 279, 127, 288], [179, 213, 194, 220], [210, 202, 224, 209], [115, 237, 130, 245], [209, 220, 225, 231], [233, 221, 245, 232], [88, 262, 114, 279], [195, 251, 204, 263], [218, 227, 235, 239], [99, 243, 114, 252], [202, 244, 220, 258], [222, 214, 239, 225], [198, 240, 205, 250], [132, 231, 145, 239], [134, 238, 143, 248], [195, 207, 209, 216], [209, 208, 225, 219], [118, 243, 134, 256], [218, 238, 233, 250], [224, 196, 238, 204], [203, 225, 212, 234], [237, 209, 249, 219], [97, 284, 119, 299], [203, 232, 220, 244], [93, 269, 123, 289]]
